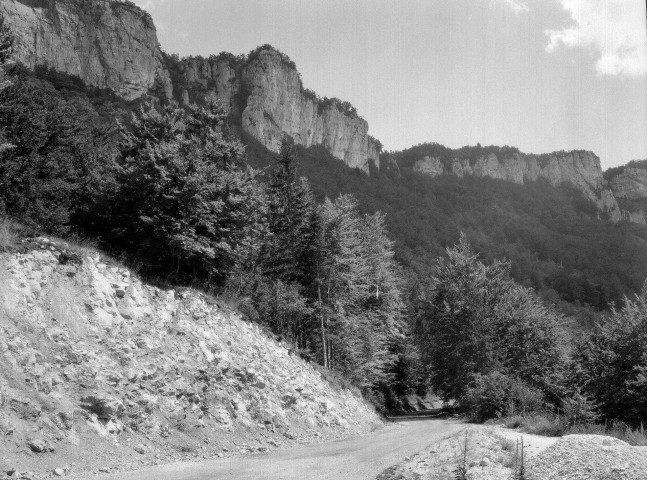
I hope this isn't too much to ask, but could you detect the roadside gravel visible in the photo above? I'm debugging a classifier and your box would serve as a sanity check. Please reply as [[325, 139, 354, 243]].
[[528, 434, 647, 480]]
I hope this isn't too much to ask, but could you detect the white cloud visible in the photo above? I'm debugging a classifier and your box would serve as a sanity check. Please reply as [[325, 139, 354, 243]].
[[490, 0, 530, 14], [546, 0, 647, 77]]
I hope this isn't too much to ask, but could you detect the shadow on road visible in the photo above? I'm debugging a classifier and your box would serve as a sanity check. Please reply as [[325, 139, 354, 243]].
[[386, 408, 458, 422]]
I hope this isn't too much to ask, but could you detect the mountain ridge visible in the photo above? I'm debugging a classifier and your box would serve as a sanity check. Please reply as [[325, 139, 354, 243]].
[[1, 0, 646, 221]]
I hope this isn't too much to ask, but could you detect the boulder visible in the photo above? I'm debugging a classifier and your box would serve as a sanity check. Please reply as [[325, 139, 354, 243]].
[[80, 394, 124, 420]]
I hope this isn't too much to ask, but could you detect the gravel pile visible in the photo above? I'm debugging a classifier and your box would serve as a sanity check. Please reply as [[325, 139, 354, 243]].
[[528, 434, 647, 480]]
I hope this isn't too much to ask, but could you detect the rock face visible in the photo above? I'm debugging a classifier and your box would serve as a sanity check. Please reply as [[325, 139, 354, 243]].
[[607, 161, 647, 224], [412, 151, 622, 221], [0, 0, 172, 100], [609, 165, 647, 200], [173, 49, 381, 172], [1, 1, 378, 171], [240, 49, 380, 171], [0, 238, 379, 477]]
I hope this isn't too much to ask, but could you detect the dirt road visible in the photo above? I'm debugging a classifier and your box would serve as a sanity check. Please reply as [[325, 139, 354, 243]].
[[92, 419, 464, 480]]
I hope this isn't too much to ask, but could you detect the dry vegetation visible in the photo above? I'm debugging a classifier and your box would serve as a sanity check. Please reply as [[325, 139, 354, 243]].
[[498, 414, 647, 446]]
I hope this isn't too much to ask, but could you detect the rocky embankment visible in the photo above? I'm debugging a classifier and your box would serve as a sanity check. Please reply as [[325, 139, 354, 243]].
[[411, 150, 622, 221], [0, 238, 380, 479]]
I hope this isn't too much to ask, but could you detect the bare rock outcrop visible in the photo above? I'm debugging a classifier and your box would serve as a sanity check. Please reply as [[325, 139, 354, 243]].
[[0, 0, 172, 100], [606, 161, 647, 224], [609, 165, 647, 200], [1, 0, 379, 172], [172, 48, 381, 172], [413, 151, 622, 221]]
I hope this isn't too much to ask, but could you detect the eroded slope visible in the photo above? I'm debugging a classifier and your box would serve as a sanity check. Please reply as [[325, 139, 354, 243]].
[[0, 238, 379, 478]]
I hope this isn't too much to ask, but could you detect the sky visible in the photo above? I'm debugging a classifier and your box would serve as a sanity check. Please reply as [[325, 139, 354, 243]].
[[131, 0, 647, 169]]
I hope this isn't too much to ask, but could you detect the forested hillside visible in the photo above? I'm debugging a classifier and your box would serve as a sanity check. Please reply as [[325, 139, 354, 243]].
[[1, 7, 647, 447], [243, 132, 647, 317]]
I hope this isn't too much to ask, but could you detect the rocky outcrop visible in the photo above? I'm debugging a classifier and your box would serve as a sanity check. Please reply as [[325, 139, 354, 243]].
[[172, 48, 381, 172], [0, 238, 379, 477], [609, 165, 647, 200], [1, 0, 379, 171], [607, 161, 647, 224], [412, 151, 622, 221], [0, 0, 172, 100]]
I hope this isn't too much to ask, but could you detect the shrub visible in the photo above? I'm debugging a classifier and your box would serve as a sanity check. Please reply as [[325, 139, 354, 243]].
[[461, 372, 545, 422], [0, 216, 21, 251], [416, 236, 564, 405], [96, 100, 263, 287]]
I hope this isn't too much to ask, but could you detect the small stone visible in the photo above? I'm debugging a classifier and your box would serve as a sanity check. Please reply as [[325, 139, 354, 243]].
[[99, 467, 110, 473], [480, 457, 491, 467], [27, 438, 51, 453], [134, 444, 147, 455], [53, 467, 65, 476]]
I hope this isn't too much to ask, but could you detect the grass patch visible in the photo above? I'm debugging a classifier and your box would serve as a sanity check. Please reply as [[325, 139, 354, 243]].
[[0, 216, 29, 251], [567, 421, 647, 446], [498, 414, 647, 446]]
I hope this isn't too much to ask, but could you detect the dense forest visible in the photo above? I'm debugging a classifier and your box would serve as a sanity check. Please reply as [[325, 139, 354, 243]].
[[243, 132, 647, 318], [1, 31, 646, 433]]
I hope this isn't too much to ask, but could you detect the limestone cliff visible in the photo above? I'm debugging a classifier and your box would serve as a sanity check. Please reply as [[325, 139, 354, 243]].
[[171, 48, 381, 172], [410, 149, 622, 221], [0, 237, 379, 477], [1, 0, 379, 171], [606, 160, 647, 224], [0, 0, 172, 100]]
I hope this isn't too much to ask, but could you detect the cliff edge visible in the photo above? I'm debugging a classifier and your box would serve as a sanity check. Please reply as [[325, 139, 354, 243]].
[[402, 146, 622, 221]]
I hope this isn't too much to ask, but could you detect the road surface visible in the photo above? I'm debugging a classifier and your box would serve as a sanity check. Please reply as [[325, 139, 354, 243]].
[[93, 418, 464, 480]]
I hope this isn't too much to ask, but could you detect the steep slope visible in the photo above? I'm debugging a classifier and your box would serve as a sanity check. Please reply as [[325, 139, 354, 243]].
[[0, 0, 173, 100], [395, 144, 621, 221], [0, 237, 379, 478]]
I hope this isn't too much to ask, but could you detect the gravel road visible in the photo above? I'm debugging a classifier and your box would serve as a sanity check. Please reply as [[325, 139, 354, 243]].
[[90, 419, 464, 480]]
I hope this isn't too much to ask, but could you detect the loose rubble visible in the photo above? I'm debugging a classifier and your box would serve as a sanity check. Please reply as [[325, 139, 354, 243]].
[[0, 238, 380, 478], [528, 435, 647, 480]]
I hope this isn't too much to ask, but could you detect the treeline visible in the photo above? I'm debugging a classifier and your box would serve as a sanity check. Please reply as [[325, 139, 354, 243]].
[[0, 64, 411, 404]]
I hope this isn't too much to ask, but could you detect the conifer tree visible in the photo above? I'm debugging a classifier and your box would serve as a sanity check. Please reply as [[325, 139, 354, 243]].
[[263, 137, 319, 286]]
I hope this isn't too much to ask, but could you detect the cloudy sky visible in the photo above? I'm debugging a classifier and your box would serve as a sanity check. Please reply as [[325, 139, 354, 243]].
[[132, 0, 647, 168]]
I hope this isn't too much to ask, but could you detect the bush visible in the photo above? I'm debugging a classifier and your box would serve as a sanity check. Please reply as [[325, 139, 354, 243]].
[[95, 100, 263, 287], [461, 372, 545, 422], [0, 216, 23, 251], [0, 75, 115, 234], [416, 236, 565, 404], [573, 281, 647, 427]]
